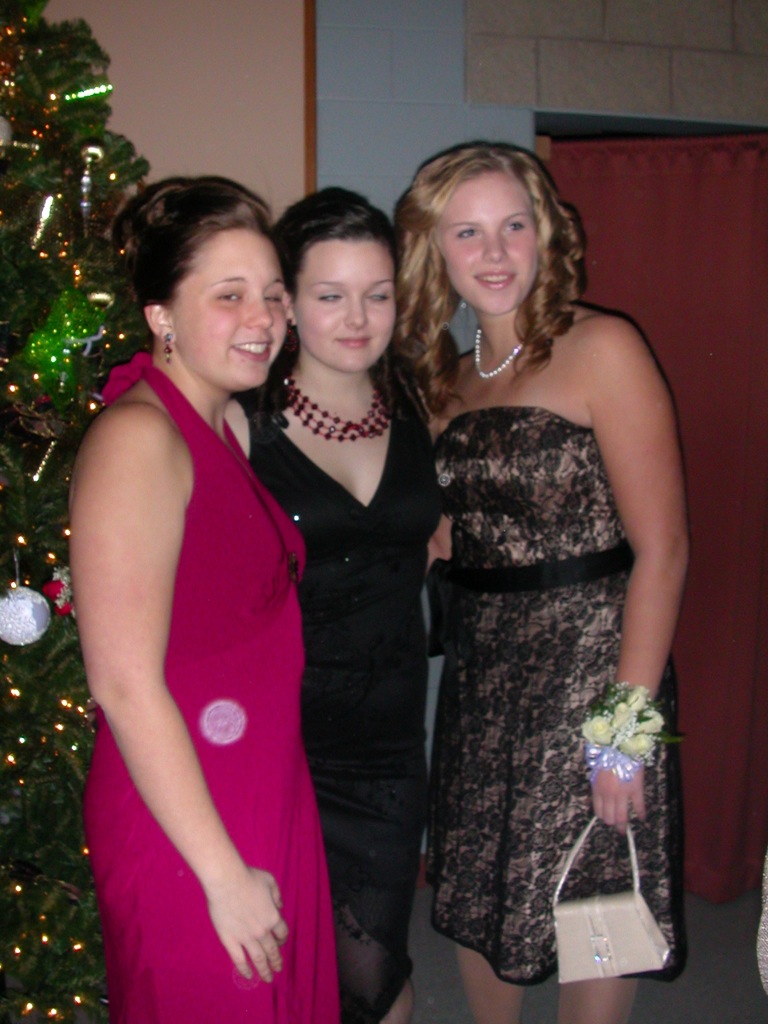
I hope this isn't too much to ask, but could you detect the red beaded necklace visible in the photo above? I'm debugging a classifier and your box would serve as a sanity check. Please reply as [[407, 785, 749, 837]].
[[285, 376, 390, 442]]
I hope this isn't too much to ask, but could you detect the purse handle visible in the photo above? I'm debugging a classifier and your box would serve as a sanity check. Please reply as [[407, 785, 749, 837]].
[[553, 816, 641, 910]]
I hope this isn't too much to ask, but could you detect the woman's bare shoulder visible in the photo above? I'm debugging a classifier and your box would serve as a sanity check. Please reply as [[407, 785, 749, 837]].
[[82, 387, 181, 453], [72, 389, 190, 500], [563, 307, 657, 379], [570, 305, 642, 346]]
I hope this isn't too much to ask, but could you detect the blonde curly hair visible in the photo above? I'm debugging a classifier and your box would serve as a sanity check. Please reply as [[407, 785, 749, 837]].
[[394, 142, 586, 415]]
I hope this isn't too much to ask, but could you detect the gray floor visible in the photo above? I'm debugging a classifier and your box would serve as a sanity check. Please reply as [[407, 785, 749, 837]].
[[409, 887, 767, 1023]]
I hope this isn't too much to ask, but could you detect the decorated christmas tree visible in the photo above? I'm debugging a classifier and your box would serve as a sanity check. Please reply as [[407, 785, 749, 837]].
[[0, 2, 149, 1019]]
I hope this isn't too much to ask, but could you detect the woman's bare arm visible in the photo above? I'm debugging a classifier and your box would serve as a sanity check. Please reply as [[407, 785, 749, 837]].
[[70, 402, 286, 980], [580, 316, 688, 831]]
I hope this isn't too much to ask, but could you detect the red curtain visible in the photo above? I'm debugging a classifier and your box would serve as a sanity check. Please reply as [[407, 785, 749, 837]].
[[548, 134, 768, 902]]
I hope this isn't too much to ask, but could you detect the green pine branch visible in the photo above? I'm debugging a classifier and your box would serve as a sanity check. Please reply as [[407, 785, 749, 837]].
[[1, 2, 149, 1018]]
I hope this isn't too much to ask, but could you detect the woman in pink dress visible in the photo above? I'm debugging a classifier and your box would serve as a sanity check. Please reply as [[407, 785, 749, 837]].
[[69, 176, 339, 1023]]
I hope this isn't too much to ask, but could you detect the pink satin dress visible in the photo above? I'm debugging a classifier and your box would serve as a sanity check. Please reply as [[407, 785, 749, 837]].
[[83, 354, 339, 1022]]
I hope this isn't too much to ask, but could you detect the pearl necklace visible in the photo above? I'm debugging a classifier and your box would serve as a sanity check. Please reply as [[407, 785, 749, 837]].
[[474, 327, 524, 379], [285, 376, 390, 442]]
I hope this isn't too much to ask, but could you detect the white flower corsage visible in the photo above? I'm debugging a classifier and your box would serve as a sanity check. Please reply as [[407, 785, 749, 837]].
[[582, 681, 678, 783]]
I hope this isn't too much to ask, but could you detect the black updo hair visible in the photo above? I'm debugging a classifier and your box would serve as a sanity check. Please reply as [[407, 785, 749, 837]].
[[246, 187, 425, 421], [274, 186, 396, 294], [112, 175, 274, 310]]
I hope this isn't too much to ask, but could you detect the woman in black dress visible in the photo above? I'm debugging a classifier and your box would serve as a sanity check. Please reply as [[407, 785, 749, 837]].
[[227, 188, 441, 1023]]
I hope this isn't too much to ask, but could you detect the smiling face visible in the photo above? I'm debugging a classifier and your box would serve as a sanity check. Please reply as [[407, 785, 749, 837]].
[[291, 238, 395, 381], [148, 227, 289, 397], [436, 170, 539, 328]]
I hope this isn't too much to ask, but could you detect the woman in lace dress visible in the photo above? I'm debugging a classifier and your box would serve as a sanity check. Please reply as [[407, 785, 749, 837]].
[[394, 142, 688, 1024]]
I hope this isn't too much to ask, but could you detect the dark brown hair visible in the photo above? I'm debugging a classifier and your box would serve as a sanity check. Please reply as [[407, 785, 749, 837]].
[[113, 175, 274, 310]]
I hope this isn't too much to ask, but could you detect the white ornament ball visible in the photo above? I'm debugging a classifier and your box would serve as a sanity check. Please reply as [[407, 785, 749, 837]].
[[0, 115, 12, 149], [0, 587, 52, 646]]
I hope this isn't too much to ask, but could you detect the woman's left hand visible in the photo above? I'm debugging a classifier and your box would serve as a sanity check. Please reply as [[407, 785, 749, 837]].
[[591, 766, 646, 834]]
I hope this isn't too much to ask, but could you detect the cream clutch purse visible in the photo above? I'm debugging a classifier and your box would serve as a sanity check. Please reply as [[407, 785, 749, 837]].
[[553, 816, 670, 983]]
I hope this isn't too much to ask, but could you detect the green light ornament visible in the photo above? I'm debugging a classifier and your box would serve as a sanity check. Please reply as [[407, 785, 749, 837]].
[[25, 287, 104, 408]]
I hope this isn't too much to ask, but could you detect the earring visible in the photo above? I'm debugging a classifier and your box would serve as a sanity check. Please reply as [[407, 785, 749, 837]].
[[284, 322, 299, 354], [459, 300, 467, 311], [163, 332, 173, 364]]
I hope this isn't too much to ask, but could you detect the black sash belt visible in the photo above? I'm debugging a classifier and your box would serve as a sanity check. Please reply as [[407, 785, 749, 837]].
[[448, 540, 633, 594]]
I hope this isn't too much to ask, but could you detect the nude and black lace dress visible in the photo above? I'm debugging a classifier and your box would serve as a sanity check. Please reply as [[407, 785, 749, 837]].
[[428, 406, 685, 984]]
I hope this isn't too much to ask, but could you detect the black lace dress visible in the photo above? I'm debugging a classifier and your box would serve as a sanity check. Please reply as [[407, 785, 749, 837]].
[[428, 406, 685, 984], [247, 411, 442, 1022]]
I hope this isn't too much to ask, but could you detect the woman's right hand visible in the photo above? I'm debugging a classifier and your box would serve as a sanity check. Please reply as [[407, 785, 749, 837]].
[[205, 865, 288, 982]]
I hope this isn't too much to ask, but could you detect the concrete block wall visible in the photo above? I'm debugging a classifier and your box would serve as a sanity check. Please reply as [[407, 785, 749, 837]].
[[317, 0, 535, 217], [467, 0, 768, 126]]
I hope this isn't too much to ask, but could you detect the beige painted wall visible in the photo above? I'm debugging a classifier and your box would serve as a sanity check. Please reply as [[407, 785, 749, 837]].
[[45, 0, 306, 217]]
